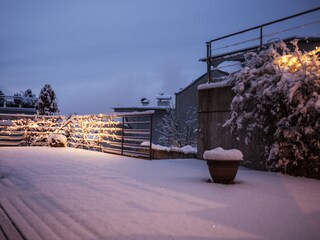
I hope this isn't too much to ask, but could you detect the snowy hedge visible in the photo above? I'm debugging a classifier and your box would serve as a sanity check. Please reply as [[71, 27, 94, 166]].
[[224, 41, 320, 179]]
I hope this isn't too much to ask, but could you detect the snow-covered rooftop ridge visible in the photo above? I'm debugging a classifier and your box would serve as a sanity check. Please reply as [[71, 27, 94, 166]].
[[198, 78, 233, 90], [203, 147, 243, 161], [113, 105, 169, 110], [113, 110, 155, 116]]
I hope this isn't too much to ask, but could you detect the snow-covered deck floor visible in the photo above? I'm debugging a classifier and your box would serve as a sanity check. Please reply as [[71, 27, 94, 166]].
[[0, 147, 319, 240]]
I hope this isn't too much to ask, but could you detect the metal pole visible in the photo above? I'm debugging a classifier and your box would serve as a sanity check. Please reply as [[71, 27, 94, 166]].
[[260, 27, 263, 49], [121, 116, 124, 155], [149, 114, 153, 160], [206, 42, 212, 83]]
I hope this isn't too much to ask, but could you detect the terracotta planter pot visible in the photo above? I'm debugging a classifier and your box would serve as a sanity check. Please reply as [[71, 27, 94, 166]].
[[207, 160, 241, 184]]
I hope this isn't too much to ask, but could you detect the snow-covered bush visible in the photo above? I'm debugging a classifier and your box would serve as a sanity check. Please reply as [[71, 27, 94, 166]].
[[13, 92, 23, 106], [23, 89, 37, 107], [224, 41, 320, 179], [0, 90, 4, 106], [12, 89, 37, 108], [35, 84, 59, 115], [48, 133, 67, 147], [157, 106, 197, 147]]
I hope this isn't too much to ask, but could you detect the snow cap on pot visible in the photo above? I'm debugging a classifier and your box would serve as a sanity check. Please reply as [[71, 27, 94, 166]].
[[203, 147, 243, 161]]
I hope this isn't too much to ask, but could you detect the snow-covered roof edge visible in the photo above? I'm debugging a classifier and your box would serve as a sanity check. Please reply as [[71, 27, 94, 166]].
[[198, 79, 233, 90], [113, 110, 155, 116]]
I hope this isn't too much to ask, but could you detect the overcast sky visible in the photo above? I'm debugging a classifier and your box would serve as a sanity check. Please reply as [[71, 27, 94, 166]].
[[1, 0, 319, 114]]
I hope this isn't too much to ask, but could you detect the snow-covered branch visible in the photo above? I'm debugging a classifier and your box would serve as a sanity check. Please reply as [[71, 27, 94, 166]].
[[224, 41, 320, 178]]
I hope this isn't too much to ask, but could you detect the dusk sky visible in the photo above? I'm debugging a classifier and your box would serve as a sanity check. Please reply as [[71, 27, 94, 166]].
[[1, 0, 319, 115]]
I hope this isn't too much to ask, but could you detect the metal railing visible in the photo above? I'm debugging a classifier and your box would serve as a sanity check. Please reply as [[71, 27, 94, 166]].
[[205, 7, 320, 82], [0, 95, 36, 108]]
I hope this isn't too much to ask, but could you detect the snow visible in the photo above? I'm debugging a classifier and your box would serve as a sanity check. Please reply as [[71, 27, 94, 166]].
[[1, 147, 320, 240], [0, 120, 13, 126], [197, 61, 243, 91], [216, 60, 243, 74], [114, 110, 155, 116], [223, 41, 320, 177], [198, 79, 231, 90], [171, 145, 197, 154], [156, 94, 171, 100], [48, 133, 67, 147], [203, 147, 243, 161], [141, 142, 197, 154]]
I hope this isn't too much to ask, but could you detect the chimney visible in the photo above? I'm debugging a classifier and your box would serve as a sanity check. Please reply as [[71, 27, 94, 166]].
[[156, 94, 171, 107], [140, 98, 150, 106]]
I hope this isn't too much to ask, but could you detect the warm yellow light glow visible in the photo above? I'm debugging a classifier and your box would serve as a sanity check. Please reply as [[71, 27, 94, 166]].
[[274, 47, 320, 72]]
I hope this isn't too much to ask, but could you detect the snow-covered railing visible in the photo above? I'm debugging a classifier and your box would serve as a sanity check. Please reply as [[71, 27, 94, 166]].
[[204, 7, 320, 82], [0, 95, 36, 108], [0, 112, 153, 159]]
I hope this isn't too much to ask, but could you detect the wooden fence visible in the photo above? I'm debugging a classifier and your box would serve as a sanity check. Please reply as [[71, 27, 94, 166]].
[[0, 111, 153, 159]]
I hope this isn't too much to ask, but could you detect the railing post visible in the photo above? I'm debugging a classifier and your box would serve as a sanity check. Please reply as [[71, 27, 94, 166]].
[[260, 26, 263, 49], [206, 42, 212, 83]]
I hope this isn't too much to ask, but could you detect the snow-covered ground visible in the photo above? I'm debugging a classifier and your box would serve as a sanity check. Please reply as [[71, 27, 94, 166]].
[[0, 147, 319, 240]]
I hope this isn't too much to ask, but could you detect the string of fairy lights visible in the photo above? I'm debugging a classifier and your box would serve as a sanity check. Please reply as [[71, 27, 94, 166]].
[[0, 113, 152, 157]]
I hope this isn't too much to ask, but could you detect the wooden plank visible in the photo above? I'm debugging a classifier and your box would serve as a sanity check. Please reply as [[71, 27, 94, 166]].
[[0, 135, 24, 140], [0, 227, 7, 240], [0, 208, 24, 240], [0, 140, 24, 146]]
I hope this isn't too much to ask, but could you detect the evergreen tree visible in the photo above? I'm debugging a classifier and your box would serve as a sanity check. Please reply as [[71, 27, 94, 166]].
[[35, 84, 59, 115]]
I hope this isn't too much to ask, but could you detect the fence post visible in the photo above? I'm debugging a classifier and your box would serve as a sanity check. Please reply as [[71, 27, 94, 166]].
[[121, 116, 124, 155], [149, 114, 153, 160], [99, 115, 103, 152]]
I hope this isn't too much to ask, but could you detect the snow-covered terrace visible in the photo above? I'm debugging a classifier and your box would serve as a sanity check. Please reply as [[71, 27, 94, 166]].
[[1, 147, 320, 240]]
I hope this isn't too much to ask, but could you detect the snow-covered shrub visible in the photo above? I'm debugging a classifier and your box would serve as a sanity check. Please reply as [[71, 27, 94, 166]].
[[224, 41, 320, 179], [12, 89, 37, 108], [48, 133, 67, 147], [22, 89, 37, 107], [157, 106, 197, 147], [13, 92, 23, 106], [0, 90, 5, 106], [35, 84, 59, 115]]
